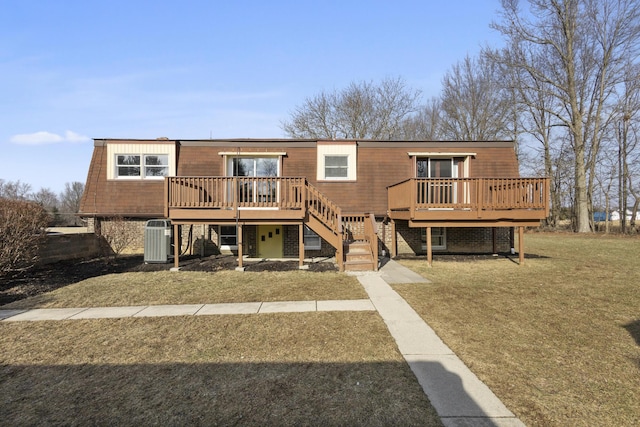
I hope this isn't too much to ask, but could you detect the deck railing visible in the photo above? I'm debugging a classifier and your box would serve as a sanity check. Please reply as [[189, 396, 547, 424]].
[[167, 177, 305, 209], [166, 176, 342, 236], [342, 213, 378, 270], [388, 177, 549, 215], [305, 181, 342, 235]]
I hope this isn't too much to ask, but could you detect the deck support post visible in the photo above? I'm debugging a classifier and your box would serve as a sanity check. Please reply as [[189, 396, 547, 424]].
[[336, 238, 344, 272], [173, 223, 180, 269], [510, 227, 515, 254], [518, 226, 525, 265], [390, 219, 397, 257], [426, 226, 433, 267], [299, 223, 304, 268], [237, 223, 243, 269], [492, 227, 497, 254]]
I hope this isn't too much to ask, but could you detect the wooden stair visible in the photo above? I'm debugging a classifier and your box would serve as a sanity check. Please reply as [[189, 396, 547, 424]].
[[343, 240, 377, 271], [303, 182, 379, 272]]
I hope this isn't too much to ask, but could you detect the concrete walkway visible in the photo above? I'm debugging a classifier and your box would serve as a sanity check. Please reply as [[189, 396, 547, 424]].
[[357, 260, 524, 427], [0, 299, 375, 321], [0, 259, 524, 426]]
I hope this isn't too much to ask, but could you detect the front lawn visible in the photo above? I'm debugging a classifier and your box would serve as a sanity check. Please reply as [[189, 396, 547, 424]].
[[2, 270, 365, 309], [0, 313, 440, 426], [396, 232, 640, 426]]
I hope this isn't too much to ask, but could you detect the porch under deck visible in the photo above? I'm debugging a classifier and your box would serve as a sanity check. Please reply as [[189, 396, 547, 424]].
[[163, 176, 379, 272]]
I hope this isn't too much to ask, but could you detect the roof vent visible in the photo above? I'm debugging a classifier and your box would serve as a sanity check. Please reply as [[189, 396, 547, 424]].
[[156, 137, 169, 140]]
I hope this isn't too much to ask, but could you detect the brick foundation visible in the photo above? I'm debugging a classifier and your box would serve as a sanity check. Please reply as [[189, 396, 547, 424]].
[[88, 216, 513, 260], [393, 220, 512, 255]]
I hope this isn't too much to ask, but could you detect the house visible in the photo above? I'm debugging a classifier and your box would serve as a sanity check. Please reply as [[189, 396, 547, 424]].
[[610, 210, 640, 221], [79, 138, 549, 270]]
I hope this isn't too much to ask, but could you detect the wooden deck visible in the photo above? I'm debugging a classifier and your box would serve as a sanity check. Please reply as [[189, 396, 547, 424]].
[[164, 176, 548, 269], [387, 177, 549, 226], [164, 177, 380, 271], [164, 176, 307, 222]]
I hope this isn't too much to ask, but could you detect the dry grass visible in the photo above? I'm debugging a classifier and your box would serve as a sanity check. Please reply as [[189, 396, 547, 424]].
[[396, 232, 640, 427], [3, 270, 366, 309], [0, 313, 440, 426]]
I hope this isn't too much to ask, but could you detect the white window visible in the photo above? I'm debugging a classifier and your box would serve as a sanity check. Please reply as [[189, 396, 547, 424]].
[[144, 155, 169, 178], [324, 155, 349, 179], [219, 225, 237, 249], [317, 143, 357, 181], [107, 143, 175, 180], [303, 226, 321, 250], [421, 227, 446, 251], [116, 155, 141, 177], [115, 154, 169, 179]]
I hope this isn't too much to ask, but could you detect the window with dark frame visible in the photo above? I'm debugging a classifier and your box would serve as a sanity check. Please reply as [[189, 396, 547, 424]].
[[219, 225, 237, 247], [303, 226, 321, 250], [421, 227, 446, 250]]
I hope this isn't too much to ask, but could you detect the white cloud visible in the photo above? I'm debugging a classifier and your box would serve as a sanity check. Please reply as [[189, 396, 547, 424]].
[[10, 130, 90, 145], [63, 130, 89, 142]]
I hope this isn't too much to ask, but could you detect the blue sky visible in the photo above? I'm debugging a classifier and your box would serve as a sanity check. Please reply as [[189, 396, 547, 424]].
[[1, 0, 504, 194]]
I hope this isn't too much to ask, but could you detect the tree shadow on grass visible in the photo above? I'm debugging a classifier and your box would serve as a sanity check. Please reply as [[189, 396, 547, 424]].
[[0, 256, 145, 306], [0, 255, 337, 306], [623, 319, 640, 346], [1, 361, 443, 426], [623, 319, 640, 368]]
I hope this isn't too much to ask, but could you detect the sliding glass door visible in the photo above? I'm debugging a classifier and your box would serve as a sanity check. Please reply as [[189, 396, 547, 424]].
[[416, 158, 459, 205], [228, 157, 279, 204]]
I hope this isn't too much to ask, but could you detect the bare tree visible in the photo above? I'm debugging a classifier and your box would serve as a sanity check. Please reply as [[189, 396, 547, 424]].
[[593, 141, 618, 232], [0, 179, 32, 200], [612, 62, 640, 232], [32, 188, 61, 225], [627, 141, 640, 229], [281, 77, 422, 140], [492, 41, 565, 226], [0, 199, 48, 273], [439, 51, 515, 141], [396, 97, 444, 140], [59, 181, 85, 226], [492, 0, 640, 232]]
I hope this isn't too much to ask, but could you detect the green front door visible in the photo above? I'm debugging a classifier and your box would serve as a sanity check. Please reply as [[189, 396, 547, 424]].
[[257, 225, 283, 258]]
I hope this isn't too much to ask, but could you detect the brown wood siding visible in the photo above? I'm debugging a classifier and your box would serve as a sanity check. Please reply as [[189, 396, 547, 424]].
[[81, 139, 521, 218], [469, 147, 519, 177], [313, 147, 412, 215], [79, 145, 165, 216], [176, 146, 225, 176]]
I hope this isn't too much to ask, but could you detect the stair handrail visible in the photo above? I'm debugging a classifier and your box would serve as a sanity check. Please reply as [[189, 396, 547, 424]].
[[305, 180, 343, 238], [363, 213, 378, 271]]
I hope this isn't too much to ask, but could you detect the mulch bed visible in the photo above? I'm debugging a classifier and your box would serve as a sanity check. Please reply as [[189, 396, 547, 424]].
[[1, 252, 532, 307], [0, 255, 337, 307]]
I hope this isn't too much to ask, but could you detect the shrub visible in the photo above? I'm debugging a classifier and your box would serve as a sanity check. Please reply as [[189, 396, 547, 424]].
[[0, 198, 49, 273], [100, 216, 137, 258]]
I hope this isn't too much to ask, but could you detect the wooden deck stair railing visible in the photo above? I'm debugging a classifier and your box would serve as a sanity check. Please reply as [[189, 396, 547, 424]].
[[303, 183, 378, 272], [303, 181, 345, 271], [341, 213, 378, 271], [165, 177, 380, 271]]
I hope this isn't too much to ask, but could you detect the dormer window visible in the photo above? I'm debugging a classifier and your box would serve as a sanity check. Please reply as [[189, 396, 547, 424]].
[[115, 154, 169, 179], [324, 155, 349, 179], [107, 143, 175, 180], [317, 142, 357, 181]]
